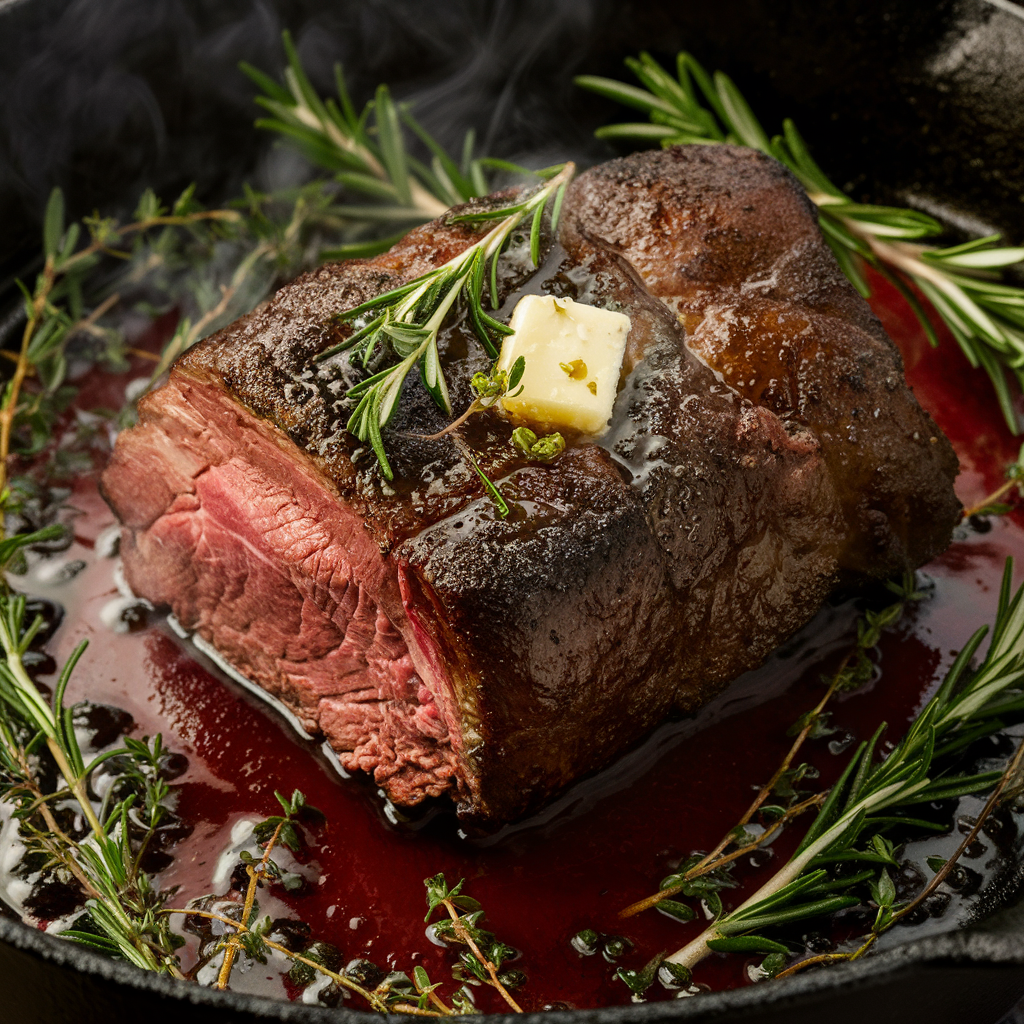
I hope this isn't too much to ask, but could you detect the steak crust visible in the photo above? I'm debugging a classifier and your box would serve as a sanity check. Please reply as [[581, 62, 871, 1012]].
[[101, 146, 960, 827]]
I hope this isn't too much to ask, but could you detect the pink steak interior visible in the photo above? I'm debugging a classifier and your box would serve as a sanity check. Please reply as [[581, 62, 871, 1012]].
[[102, 371, 464, 805]]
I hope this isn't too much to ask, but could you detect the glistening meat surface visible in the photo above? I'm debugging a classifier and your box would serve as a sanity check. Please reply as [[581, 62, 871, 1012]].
[[101, 146, 961, 828]]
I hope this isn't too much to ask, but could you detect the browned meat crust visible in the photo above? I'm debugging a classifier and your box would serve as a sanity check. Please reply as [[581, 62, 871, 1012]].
[[101, 146, 959, 828]]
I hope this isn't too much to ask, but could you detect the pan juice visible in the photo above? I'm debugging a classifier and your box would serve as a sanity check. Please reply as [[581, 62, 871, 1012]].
[[1, 270, 1023, 1010]]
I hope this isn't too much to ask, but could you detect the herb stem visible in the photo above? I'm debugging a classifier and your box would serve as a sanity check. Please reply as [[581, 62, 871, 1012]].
[[962, 478, 1021, 519], [893, 730, 1024, 925], [0, 260, 50, 534], [389, 1004, 445, 1018], [262, 938, 396, 1013], [287, 84, 446, 220], [47, 738, 105, 837], [441, 898, 523, 1012], [412, 973, 455, 1016], [11, 749, 104, 900], [772, 951, 854, 980], [217, 817, 286, 990], [411, 399, 487, 441], [0, 613, 105, 837], [165, 908, 394, 1012], [150, 235, 274, 383], [619, 792, 825, 918]]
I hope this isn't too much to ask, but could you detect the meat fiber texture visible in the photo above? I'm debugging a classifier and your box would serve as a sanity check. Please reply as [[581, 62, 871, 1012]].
[[101, 146, 961, 828]]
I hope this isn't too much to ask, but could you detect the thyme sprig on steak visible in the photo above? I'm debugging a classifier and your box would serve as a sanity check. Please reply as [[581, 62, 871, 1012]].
[[577, 52, 1024, 433], [316, 162, 573, 481]]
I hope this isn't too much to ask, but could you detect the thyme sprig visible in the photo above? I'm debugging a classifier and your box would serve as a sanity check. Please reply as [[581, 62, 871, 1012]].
[[413, 358, 526, 442], [425, 873, 525, 1013], [663, 558, 1024, 976], [577, 53, 1024, 432], [962, 442, 1024, 519], [166, 871, 517, 1015], [214, 789, 323, 990], [317, 162, 574, 480], [3, 188, 240, 526]]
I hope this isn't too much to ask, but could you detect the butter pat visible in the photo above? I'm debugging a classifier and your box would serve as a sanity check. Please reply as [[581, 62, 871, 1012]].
[[495, 295, 630, 435]]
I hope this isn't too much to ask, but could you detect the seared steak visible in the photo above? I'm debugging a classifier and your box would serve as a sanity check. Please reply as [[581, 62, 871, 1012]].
[[101, 146, 960, 827]]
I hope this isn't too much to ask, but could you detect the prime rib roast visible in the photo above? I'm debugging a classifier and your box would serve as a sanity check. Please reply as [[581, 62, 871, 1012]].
[[101, 145, 961, 828]]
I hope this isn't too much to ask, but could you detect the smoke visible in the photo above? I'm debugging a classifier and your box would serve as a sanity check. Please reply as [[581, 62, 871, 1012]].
[[0, 0, 613, 290]]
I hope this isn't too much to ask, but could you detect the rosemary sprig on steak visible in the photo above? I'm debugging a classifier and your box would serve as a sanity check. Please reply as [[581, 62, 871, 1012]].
[[316, 162, 574, 480], [577, 52, 1024, 433]]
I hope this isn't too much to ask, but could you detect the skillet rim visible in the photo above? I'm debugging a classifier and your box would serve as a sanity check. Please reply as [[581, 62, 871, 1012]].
[[3, 0, 1024, 1019]]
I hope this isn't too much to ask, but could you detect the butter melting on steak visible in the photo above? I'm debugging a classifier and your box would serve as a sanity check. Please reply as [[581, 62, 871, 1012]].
[[101, 147, 960, 828]]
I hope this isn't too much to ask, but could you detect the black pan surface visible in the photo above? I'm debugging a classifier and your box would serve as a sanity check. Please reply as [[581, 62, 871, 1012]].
[[2, 1, 1024, 1021]]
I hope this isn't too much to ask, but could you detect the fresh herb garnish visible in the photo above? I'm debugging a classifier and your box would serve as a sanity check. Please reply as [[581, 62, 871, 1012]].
[[577, 52, 1024, 432], [212, 789, 323, 990], [316, 162, 574, 481], [2, 189, 240, 522], [0, 572, 185, 974], [620, 572, 925, 923], [5, 38, 1024, 1011], [961, 442, 1024, 519], [425, 873, 525, 1012], [510, 427, 566, 463], [633, 559, 1024, 980]]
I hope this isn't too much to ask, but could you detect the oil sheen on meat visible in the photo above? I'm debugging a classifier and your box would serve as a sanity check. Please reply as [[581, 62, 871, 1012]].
[[100, 146, 961, 828]]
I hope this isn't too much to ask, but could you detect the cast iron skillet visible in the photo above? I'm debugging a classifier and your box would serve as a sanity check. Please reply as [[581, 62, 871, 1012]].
[[2, 1, 1024, 1021]]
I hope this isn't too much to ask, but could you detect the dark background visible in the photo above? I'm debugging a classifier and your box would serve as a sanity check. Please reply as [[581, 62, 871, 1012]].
[[2, 0, 1024, 308]]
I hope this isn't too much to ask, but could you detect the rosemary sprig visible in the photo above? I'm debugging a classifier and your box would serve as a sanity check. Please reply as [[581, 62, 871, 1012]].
[[577, 53, 1024, 432], [620, 573, 923, 921], [663, 557, 1024, 975], [0, 569, 185, 975], [776, 730, 1024, 980], [317, 162, 574, 481], [243, 32, 447, 221], [243, 31, 543, 264], [243, 32, 553, 262]]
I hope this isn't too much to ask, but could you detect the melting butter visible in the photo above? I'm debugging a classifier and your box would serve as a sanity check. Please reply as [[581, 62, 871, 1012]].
[[495, 295, 630, 435]]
